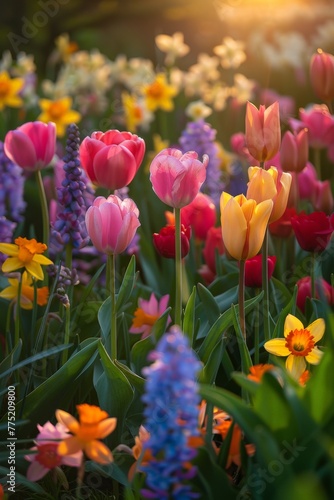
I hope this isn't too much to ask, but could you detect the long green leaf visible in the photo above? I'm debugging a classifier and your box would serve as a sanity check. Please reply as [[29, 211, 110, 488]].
[[183, 286, 196, 345]]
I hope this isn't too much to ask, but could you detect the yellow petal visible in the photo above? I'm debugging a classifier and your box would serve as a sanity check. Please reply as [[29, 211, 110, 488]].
[[25, 261, 44, 281], [221, 197, 247, 261], [307, 318, 325, 343], [0, 243, 19, 256], [264, 338, 290, 356], [56, 409, 80, 434], [0, 286, 16, 300], [220, 191, 233, 210], [284, 314, 304, 338], [85, 440, 113, 464], [97, 418, 117, 439], [33, 254, 54, 266], [286, 354, 306, 379], [58, 437, 82, 456], [246, 168, 277, 204], [306, 347, 323, 365], [247, 199, 273, 259], [2, 257, 23, 273]]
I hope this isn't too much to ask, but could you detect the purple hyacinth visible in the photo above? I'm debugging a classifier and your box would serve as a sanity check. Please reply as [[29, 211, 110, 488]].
[[179, 119, 225, 206], [51, 124, 93, 252], [141, 326, 201, 499]]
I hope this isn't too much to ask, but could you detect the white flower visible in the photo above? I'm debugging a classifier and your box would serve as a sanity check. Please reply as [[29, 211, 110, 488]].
[[155, 32, 190, 65]]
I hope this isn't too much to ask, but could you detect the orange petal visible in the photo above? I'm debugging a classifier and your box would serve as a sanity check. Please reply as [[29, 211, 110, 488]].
[[97, 418, 117, 439], [58, 437, 82, 456], [56, 410, 80, 433], [85, 440, 113, 464]]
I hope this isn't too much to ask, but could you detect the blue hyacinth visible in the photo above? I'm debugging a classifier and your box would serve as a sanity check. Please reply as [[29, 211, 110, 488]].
[[179, 119, 225, 206], [141, 326, 201, 499], [52, 123, 92, 252]]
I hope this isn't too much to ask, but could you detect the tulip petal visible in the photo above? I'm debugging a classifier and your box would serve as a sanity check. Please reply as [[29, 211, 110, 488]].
[[307, 318, 325, 343], [85, 206, 104, 253], [94, 145, 137, 190], [264, 338, 290, 356], [221, 197, 247, 261], [85, 440, 113, 464], [4, 130, 37, 169], [284, 314, 304, 338], [305, 347, 323, 365], [247, 199, 273, 259], [286, 354, 306, 379], [114, 211, 141, 254]]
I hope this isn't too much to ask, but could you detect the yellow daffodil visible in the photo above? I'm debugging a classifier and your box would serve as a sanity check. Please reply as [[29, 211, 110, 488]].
[[56, 404, 117, 464], [142, 73, 177, 112], [264, 314, 325, 379], [0, 71, 24, 111], [0, 271, 48, 310], [37, 96, 81, 137], [0, 237, 53, 281], [220, 192, 273, 261]]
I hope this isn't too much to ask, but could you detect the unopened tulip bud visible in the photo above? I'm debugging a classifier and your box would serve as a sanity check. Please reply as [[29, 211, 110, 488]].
[[310, 49, 334, 103], [245, 101, 281, 162], [153, 224, 191, 259], [312, 180, 334, 214], [280, 129, 309, 173]]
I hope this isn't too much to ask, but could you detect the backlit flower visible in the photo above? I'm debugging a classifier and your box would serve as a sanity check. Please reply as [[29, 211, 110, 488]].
[[245, 101, 281, 162], [0, 271, 48, 310], [4, 121, 56, 172], [296, 276, 334, 313], [130, 293, 171, 339], [56, 404, 117, 464], [220, 193, 273, 261], [85, 195, 140, 255], [121, 92, 153, 132], [142, 73, 177, 112], [38, 96, 81, 137], [310, 49, 334, 103], [264, 314, 325, 379], [25, 421, 82, 481], [290, 211, 334, 252], [213, 37, 246, 69], [0, 71, 24, 111], [0, 237, 53, 281], [180, 192, 216, 241], [155, 32, 190, 66], [150, 148, 208, 209]]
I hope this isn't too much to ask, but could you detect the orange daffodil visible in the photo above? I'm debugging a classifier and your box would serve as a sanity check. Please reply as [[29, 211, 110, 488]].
[[0, 237, 53, 281], [38, 96, 81, 137], [142, 73, 177, 112], [220, 193, 273, 261], [56, 404, 117, 464], [264, 314, 325, 379], [0, 271, 48, 310]]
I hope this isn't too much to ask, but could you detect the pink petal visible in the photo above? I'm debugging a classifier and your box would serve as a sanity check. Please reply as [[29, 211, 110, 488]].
[[4, 130, 37, 169]]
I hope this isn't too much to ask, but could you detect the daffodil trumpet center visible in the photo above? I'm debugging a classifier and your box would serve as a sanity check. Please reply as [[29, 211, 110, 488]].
[[132, 308, 159, 328], [285, 328, 315, 356], [36, 443, 62, 469]]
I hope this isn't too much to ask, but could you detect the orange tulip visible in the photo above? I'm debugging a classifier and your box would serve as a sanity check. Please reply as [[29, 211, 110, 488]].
[[245, 101, 281, 162], [247, 166, 291, 223], [220, 192, 273, 261]]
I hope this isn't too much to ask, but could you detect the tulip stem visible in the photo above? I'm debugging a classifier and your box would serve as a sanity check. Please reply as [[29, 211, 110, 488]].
[[174, 207, 182, 327], [262, 229, 270, 341], [109, 253, 117, 359], [35, 170, 50, 258], [238, 259, 246, 341]]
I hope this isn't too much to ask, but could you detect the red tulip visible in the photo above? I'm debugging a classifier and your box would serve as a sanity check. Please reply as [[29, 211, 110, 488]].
[[291, 211, 334, 252], [80, 129, 145, 190], [269, 207, 297, 239], [153, 224, 191, 259], [310, 49, 334, 103], [180, 192, 216, 241], [202, 226, 225, 273], [244, 255, 276, 288], [296, 276, 334, 313], [4, 121, 56, 171]]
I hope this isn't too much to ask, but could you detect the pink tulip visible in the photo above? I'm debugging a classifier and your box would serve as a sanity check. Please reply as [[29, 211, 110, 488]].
[[312, 180, 334, 214], [297, 162, 318, 200], [80, 129, 145, 190], [85, 195, 140, 255], [290, 105, 334, 149], [310, 49, 334, 103], [149, 148, 208, 208], [4, 121, 56, 171], [280, 129, 309, 173], [245, 101, 281, 162]]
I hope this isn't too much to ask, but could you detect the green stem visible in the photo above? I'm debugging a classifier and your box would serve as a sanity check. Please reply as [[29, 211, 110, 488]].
[[109, 253, 117, 359], [15, 275, 23, 347], [35, 170, 50, 249], [262, 229, 270, 341], [174, 207, 182, 327], [31, 279, 38, 352], [61, 305, 71, 365], [238, 260, 246, 342], [311, 252, 316, 299], [254, 289, 260, 364]]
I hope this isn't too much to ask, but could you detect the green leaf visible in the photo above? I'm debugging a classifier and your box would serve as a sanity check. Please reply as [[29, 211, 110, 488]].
[[95, 342, 134, 448], [231, 304, 253, 373], [6, 339, 99, 437], [197, 283, 221, 325], [131, 336, 155, 375], [116, 255, 138, 311], [183, 286, 196, 346], [198, 340, 223, 385], [192, 447, 236, 499], [150, 307, 172, 342], [98, 295, 112, 344], [114, 359, 145, 394]]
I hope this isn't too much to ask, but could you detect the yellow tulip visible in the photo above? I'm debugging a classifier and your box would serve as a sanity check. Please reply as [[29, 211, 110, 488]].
[[220, 193, 273, 261], [247, 166, 292, 223]]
